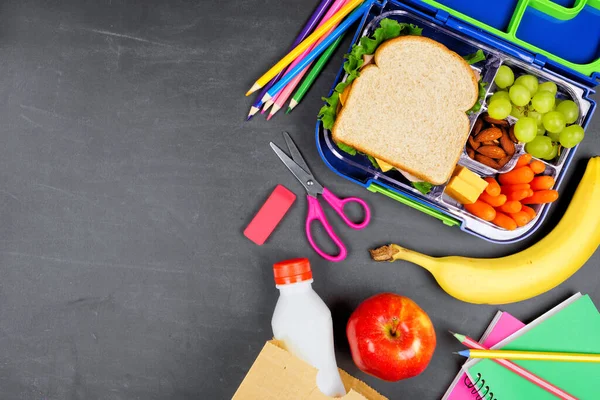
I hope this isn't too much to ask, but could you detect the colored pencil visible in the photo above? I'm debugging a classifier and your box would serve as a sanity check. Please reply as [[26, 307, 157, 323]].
[[287, 33, 345, 113], [457, 348, 600, 363], [246, 0, 334, 120], [450, 331, 577, 400], [260, 1, 371, 104], [261, 100, 274, 114], [246, 0, 367, 96], [266, 0, 350, 120]]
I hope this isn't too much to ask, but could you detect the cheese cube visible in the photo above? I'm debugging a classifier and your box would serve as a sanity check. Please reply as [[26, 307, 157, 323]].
[[445, 176, 482, 204], [453, 165, 489, 194]]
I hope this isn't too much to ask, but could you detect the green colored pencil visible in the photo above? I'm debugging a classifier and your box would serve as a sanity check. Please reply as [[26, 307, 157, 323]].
[[286, 33, 346, 114]]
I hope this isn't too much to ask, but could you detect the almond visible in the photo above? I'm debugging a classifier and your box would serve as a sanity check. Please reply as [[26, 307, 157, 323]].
[[475, 127, 503, 143], [475, 154, 501, 169], [509, 125, 518, 143], [472, 117, 484, 137], [468, 135, 480, 150], [477, 145, 507, 159], [497, 155, 512, 168], [483, 114, 509, 127], [500, 130, 516, 156], [467, 147, 475, 159], [482, 141, 496, 146]]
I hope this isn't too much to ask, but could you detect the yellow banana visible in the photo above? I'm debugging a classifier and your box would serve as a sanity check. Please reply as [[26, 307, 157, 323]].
[[370, 157, 600, 305]]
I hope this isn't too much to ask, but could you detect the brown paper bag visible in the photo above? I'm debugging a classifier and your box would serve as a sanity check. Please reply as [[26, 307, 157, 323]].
[[233, 340, 387, 400]]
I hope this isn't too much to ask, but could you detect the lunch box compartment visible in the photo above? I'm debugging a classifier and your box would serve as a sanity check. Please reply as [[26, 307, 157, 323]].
[[516, 4, 600, 65], [407, 0, 600, 79], [316, 0, 597, 243]]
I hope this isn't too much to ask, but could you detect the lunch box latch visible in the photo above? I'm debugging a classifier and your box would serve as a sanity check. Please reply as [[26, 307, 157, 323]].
[[533, 54, 547, 69], [434, 9, 449, 24]]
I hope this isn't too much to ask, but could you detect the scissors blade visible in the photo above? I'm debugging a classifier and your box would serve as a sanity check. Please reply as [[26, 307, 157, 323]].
[[270, 142, 323, 196], [282, 131, 310, 175]]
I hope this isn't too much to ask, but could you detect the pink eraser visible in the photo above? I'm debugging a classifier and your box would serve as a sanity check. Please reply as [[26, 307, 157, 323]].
[[244, 185, 296, 245]]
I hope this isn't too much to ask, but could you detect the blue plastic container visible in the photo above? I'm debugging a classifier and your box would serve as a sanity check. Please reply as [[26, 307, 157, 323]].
[[315, 0, 598, 243]]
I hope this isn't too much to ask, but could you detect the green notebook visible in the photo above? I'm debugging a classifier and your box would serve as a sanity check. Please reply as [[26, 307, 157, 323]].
[[463, 294, 600, 399]]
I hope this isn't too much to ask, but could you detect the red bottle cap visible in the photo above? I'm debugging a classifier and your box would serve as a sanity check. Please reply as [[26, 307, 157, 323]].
[[273, 258, 313, 285]]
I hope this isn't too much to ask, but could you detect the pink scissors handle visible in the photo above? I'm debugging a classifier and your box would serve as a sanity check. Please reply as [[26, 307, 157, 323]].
[[321, 188, 371, 229], [306, 196, 347, 262]]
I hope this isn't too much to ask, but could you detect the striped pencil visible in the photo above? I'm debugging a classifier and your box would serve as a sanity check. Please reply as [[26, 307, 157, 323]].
[[287, 33, 345, 114], [266, 0, 350, 120], [260, 1, 371, 105], [450, 331, 577, 400], [246, 0, 335, 121]]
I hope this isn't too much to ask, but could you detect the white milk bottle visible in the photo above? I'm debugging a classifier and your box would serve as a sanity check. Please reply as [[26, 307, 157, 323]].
[[271, 258, 346, 397]]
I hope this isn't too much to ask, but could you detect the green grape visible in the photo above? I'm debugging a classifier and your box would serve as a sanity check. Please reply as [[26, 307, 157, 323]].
[[559, 124, 585, 148], [555, 100, 579, 124], [525, 135, 553, 158], [489, 91, 510, 104], [538, 81, 557, 95], [537, 125, 546, 136], [488, 98, 512, 120], [543, 111, 566, 134], [514, 117, 537, 142], [509, 84, 531, 106], [546, 129, 561, 142], [515, 75, 539, 96], [531, 91, 555, 113], [528, 110, 544, 126], [543, 143, 559, 161], [494, 65, 515, 89], [511, 105, 526, 119]]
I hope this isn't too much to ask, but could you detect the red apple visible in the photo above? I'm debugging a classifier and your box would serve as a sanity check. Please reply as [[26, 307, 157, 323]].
[[346, 293, 436, 381]]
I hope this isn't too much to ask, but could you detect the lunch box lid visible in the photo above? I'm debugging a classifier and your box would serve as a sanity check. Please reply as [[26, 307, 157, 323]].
[[396, 0, 600, 87]]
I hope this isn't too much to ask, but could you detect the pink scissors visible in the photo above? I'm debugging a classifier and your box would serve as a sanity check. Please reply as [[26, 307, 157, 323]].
[[270, 132, 371, 262]]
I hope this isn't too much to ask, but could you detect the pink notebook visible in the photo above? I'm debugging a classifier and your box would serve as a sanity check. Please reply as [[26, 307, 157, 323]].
[[442, 312, 525, 400]]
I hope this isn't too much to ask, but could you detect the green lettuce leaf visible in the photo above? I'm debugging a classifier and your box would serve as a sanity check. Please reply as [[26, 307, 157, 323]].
[[412, 181, 433, 195], [334, 141, 357, 156], [463, 49, 486, 65], [366, 154, 379, 169], [468, 80, 487, 114]]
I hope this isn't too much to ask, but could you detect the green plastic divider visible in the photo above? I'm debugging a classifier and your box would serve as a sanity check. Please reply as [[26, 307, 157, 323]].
[[419, 0, 600, 77], [367, 183, 461, 227]]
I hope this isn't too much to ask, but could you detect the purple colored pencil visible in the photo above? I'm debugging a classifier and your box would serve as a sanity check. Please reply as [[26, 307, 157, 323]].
[[247, 0, 334, 120]]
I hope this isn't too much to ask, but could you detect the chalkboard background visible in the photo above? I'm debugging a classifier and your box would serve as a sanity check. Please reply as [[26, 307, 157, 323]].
[[0, 1, 598, 399]]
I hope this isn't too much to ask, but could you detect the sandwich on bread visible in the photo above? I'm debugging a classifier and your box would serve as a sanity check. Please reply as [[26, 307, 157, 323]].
[[319, 19, 484, 188], [333, 36, 479, 185]]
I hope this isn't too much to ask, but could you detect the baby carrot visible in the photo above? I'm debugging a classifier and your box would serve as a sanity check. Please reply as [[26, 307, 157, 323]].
[[522, 190, 559, 204], [483, 177, 501, 196], [500, 183, 530, 194], [521, 205, 537, 220], [498, 166, 535, 185], [464, 200, 496, 222], [499, 200, 522, 214], [530, 176, 555, 191], [508, 189, 532, 201], [515, 154, 532, 168], [509, 210, 532, 227], [529, 160, 546, 174], [479, 192, 507, 207], [492, 211, 517, 230]]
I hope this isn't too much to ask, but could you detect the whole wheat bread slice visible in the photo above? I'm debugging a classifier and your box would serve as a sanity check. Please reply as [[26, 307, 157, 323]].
[[332, 36, 478, 185]]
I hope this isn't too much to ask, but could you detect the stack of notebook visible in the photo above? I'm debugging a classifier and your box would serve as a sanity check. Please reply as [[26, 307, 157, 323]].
[[443, 293, 600, 399]]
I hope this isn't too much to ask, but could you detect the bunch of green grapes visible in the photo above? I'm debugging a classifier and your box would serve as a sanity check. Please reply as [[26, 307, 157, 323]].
[[489, 65, 584, 161]]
